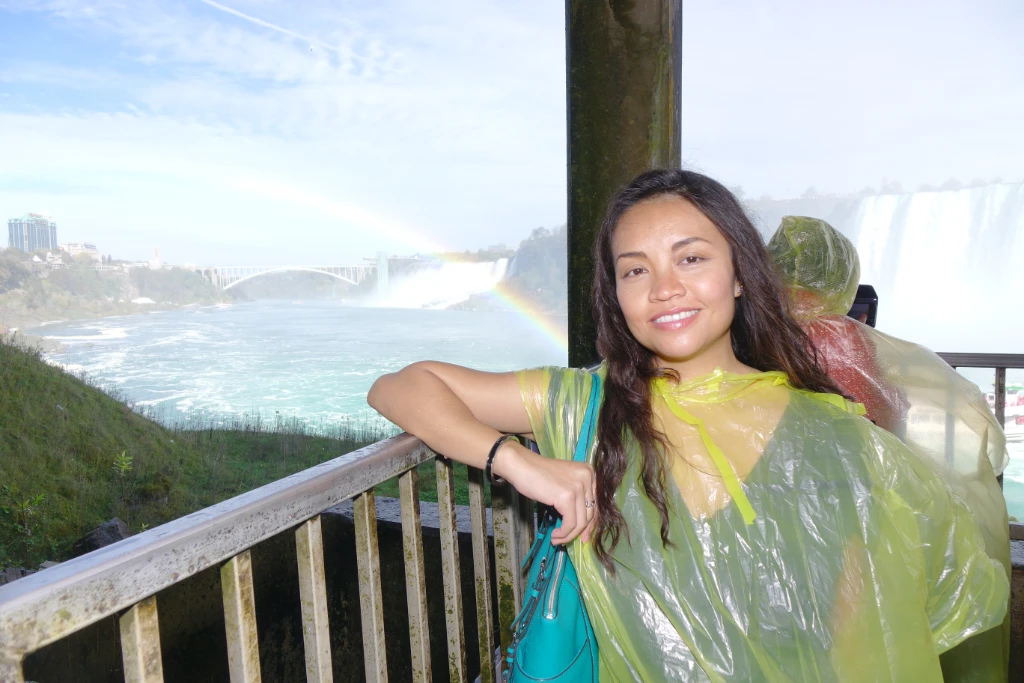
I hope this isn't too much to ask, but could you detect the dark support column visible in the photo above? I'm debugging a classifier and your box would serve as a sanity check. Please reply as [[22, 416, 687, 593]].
[[566, 0, 682, 367]]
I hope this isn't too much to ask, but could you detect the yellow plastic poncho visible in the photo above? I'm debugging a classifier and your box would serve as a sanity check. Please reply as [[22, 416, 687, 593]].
[[768, 216, 1012, 682], [518, 366, 1009, 682]]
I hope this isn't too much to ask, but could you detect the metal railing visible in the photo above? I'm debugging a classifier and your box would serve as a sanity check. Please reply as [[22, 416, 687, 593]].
[[937, 352, 1024, 542], [1, 355, 1020, 681], [0, 434, 534, 683]]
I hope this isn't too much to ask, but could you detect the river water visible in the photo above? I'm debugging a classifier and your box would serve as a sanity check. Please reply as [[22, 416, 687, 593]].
[[36, 300, 567, 425], [33, 299, 1023, 519]]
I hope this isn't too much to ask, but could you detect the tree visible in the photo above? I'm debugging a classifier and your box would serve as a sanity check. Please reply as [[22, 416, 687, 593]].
[[880, 179, 903, 195]]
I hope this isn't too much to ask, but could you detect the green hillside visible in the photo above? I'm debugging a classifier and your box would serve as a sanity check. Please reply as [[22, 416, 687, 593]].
[[0, 340, 387, 568], [0, 247, 229, 332]]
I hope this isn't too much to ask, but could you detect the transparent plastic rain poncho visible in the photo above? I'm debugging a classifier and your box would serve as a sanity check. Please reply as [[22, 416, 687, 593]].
[[767, 215, 1011, 681], [517, 365, 1008, 682]]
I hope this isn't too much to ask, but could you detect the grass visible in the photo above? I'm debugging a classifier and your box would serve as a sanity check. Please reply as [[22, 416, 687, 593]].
[[375, 460, 485, 506], [0, 338, 476, 569]]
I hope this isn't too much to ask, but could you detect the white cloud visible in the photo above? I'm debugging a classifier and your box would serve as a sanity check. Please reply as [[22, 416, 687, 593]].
[[0, 0, 567, 264], [2, 0, 1020, 274], [680, 0, 1024, 196]]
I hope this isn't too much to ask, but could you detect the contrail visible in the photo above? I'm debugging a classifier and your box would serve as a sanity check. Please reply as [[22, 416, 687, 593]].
[[196, 0, 342, 55]]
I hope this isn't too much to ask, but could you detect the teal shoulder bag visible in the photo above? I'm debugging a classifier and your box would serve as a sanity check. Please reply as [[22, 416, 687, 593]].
[[504, 373, 601, 682]]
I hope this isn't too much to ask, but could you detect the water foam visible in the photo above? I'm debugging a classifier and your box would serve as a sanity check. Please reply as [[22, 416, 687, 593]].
[[371, 259, 510, 309], [45, 327, 130, 342]]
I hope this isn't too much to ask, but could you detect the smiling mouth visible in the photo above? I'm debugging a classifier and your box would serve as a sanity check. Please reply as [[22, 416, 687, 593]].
[[652, 310, 699, 324]]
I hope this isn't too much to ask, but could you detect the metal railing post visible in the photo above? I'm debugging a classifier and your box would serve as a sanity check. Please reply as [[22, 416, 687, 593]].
[[120, 596, 165, 683], [295, 515, 333, 683], [354, 490, 388, 683]]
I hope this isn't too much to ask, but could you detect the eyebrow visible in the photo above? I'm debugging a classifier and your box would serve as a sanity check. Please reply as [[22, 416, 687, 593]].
[[614, 236, 710, 262]]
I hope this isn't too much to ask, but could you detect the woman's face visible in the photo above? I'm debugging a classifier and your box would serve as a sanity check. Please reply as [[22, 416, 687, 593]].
[[611, 195, 743, 378]]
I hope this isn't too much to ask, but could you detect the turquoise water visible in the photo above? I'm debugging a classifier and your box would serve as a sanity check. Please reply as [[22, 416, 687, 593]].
[[37, 300, 568, 425], [34, 300, 1022, 520]]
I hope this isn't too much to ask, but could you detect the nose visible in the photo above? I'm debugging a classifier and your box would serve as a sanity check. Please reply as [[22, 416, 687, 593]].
[[649, 268, 686, 302]]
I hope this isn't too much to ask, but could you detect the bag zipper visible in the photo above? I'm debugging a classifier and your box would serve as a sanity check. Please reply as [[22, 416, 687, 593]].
[[544, 549, 567, 619]]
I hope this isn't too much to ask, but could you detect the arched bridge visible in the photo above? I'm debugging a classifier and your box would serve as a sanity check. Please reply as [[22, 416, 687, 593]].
[[195, 264, 377, 291]]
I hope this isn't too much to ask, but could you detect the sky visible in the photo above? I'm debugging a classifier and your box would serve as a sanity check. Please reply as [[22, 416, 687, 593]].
[[0, 0, 1022, 271]]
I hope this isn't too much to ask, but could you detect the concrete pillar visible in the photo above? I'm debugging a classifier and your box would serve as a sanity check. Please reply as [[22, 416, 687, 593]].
[[566, 0, 682, 366]]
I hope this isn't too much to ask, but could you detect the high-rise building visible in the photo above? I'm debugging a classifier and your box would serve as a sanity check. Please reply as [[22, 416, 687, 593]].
[[8, 213, 58, 253]]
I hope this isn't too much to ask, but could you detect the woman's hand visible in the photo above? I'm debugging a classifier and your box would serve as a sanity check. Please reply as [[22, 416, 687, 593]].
[[496, 442, 598, 546], [369, 361, 597, 544]]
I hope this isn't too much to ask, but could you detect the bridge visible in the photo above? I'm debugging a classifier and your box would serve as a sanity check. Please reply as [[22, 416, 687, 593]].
[[196, 261, 385, 291]]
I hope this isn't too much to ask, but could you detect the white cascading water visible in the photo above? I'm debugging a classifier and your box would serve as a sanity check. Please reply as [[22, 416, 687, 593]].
[[749, 182, 1023, 354], [371, 258, 510, 309], [851, 183, 1023, 353]]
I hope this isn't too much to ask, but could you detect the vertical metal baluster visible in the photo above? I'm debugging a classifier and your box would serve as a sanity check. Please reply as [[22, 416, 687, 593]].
[[468, 468, 496, 683], [399, 468, 432, 682], [296, 516, 333, 683], [996, 366, 1007, 489], [491, 481, 521, 665], [436, 457, 468, 683], [120, 596, 164, 683], [221, 551, 262, 683], [354, 490, 388, 683], [995, 367, 1007, 429]]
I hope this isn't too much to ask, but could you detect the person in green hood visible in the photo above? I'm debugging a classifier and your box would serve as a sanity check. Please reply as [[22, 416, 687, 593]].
[[370, 169, 1008, 682], [769, 215, 1012, 682]]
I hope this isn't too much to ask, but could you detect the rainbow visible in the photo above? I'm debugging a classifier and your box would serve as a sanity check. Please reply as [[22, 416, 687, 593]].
[[481, 280, 569, 356], [225, 172, 570, 356]]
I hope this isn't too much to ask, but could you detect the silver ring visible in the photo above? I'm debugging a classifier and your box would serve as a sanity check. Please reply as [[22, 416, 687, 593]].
[[585, 499, 596, 509]]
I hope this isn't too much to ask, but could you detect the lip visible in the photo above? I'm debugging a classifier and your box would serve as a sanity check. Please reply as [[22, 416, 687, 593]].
[[650, 307, 700, 329]]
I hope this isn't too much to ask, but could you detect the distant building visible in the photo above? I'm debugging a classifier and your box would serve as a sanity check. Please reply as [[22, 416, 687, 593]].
[[59, 242, 101, 261], [8, 213, 58, 252]]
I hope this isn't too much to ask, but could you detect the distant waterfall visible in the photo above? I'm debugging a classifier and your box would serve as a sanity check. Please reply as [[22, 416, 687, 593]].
[[370, 259, 510, 309], [747, 183, 1024, 352]]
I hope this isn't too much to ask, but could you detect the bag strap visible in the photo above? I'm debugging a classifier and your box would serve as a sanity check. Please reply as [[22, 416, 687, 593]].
[[520, 372, 603, 571], [572, 373, 602, 464]]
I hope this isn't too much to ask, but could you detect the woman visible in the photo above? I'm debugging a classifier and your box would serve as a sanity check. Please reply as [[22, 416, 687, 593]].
[[368, 169, 1007, 681]]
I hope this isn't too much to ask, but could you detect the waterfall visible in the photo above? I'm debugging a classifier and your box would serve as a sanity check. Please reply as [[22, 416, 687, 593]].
[[370, 258, 510, 310], [748, 183, 1024, 353]]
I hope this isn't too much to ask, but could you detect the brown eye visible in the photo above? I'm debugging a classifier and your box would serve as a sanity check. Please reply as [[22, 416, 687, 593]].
[[680, 255, 703, 265]]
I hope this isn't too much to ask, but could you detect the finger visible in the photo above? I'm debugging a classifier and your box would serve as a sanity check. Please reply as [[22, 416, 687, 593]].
[[569, 482, 588, 544], [584, 479, 597, 523], [580, 515, 598, 544], [552, 492, 576, 545]]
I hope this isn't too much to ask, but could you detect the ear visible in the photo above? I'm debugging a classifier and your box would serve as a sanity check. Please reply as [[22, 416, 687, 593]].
[[734, 282, 744, 298]]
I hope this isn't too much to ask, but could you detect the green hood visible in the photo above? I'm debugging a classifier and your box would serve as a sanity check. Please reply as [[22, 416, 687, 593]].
[[767, 215, 860, 317]]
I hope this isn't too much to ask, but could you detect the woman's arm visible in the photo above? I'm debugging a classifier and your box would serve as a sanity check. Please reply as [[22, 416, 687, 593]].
[[368, 361, 597, 544]]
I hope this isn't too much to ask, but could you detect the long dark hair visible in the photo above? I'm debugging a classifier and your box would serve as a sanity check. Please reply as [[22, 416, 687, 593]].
[[590, 168, 842, 570]]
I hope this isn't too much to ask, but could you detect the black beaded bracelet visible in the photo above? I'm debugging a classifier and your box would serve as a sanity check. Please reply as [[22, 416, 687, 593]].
[[485, 434, 521, 484]]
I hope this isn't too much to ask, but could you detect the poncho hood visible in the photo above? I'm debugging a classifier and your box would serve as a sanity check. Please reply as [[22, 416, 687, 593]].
[[767, 216, 860, 318]]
